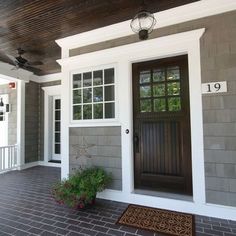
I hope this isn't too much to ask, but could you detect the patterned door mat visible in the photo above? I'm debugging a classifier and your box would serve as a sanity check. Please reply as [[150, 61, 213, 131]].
[[117, 204, 195, 236]]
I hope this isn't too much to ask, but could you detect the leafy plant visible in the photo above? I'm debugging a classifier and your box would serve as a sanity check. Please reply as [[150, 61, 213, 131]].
[[52, 167, 112, 209]]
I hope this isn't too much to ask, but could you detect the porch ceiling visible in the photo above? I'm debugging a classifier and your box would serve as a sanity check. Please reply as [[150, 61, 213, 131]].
[[0, 0, 199, 76]]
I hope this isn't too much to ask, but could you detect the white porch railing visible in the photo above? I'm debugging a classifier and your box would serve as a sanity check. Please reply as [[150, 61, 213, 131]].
[[0, 145, 18, 173]]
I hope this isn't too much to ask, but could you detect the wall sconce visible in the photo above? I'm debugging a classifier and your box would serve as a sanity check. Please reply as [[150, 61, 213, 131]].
[[0, 97, 4, 107]]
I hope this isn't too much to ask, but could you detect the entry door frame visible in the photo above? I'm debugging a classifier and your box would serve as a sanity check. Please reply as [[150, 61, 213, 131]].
[[59, 29, 214, 217], [132, 56, 192, 194], [42, 85, 61, 164]]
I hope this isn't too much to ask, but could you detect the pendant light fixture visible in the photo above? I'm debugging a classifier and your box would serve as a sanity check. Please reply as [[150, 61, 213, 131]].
[[130, 0, 157, 40]]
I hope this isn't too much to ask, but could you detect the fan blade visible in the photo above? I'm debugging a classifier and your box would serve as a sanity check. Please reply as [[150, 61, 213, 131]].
[[0, 51, 15, 65], [7, 54, 18, 64], [23, 65, 42, 74], [28, 61, 43, 66]]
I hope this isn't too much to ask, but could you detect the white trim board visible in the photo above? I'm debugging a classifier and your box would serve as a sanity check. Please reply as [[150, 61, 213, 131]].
[[0, 78, 10, 85], [58, 28, 234, 217], [56, 0, 236, 51], [0, 62, 33, 82], [57, 29, 205, 67], [29, 73, 61, 84], [38, 73, 62, 83], [42, 85, 61, 165], [97, 190, 236, 221], [18, 161, 61, 170]]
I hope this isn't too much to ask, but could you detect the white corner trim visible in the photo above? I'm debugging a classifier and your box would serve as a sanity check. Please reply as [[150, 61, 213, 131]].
[[55, 0, 236, 50], [57, 28, 205, 67]]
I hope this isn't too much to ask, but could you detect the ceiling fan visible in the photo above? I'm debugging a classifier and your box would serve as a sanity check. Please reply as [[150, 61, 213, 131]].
[[0, 48, 43, 74]]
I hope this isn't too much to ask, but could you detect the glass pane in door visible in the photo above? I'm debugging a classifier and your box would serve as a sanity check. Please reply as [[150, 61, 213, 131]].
[[53, 98, 61, 159]]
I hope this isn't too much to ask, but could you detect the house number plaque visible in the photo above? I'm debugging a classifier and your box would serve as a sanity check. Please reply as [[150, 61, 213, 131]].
[[202, 81, 227, 94]]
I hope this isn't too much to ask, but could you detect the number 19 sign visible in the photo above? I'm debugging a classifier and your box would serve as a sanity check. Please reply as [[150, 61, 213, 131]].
[[202, 81, 227, 94]]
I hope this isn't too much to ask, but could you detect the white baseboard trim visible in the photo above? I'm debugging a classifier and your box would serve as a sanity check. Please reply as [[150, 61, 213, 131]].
[[97, 189, 236, 221], [18, 161, 39, 170], [18, 161, 61, 170]]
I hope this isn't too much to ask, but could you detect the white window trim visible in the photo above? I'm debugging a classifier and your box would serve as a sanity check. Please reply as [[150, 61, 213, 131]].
[[70, 64, 119, 126], [42, 85, 61, 165]]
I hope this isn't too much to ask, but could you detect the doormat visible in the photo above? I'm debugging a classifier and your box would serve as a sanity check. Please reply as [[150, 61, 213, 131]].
[[117, 204, 195, 236]]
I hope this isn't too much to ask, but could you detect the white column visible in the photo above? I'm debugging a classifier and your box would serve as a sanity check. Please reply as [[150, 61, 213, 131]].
[[118, 60, 134, 194], [17, 80, 25, 168], [61, 69, 70, 179], [188, 41, 206, 205]]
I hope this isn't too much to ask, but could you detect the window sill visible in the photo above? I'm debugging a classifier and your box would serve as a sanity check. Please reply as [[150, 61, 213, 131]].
[[69, 119, 121, 127]]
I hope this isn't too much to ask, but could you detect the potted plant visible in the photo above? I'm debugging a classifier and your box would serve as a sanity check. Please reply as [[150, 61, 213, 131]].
[[52, 167, 112, 209]]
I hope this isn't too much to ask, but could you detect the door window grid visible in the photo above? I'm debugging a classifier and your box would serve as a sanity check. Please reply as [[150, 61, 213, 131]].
[[54, 99, 61, 155], [72, 68, 115, 120], [139, 66, 181, 113]]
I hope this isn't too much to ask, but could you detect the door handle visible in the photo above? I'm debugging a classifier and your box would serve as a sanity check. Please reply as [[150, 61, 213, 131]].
[[134, 134, 139, 153]]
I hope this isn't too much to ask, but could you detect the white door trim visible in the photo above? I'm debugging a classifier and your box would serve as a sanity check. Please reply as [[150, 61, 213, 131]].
[[59, 28, 236, 219], [42, 85, 61, 164]]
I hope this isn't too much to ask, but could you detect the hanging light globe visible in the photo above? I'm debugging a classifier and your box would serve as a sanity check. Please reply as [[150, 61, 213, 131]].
[[130, 10, 157, 40]]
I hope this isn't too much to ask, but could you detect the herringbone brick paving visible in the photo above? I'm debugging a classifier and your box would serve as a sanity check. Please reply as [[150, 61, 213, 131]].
[[0, 166, 235, 236]]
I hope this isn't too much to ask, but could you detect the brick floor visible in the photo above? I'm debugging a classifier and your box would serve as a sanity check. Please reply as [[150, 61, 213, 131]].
[[0, 166, 235, 236]]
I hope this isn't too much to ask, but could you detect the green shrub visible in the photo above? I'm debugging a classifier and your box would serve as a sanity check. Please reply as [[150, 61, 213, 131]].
[[52, 167, 112, 209]]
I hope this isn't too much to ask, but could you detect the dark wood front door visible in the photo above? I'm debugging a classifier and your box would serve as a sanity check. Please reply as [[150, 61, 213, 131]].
[[133, 55, 192, 195]]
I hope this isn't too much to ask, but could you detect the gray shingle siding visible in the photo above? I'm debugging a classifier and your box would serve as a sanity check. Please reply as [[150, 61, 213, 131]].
[[69, 127, 122, 191]]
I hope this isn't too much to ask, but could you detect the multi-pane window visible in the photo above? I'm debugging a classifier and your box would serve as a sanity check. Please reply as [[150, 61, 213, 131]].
[[72, 68, 115, 120], [0, 111, 4, 121], [139, 66, 181, 113]]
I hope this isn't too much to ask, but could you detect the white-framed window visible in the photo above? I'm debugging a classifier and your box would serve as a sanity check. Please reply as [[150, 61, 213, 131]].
[[71, 66, 115, 121]]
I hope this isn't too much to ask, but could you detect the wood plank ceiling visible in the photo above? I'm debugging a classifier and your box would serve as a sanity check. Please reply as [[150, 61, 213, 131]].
[[0, 0, 199, 76]]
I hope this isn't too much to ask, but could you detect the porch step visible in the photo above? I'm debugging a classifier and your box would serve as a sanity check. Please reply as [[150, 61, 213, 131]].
[[48, 160, 61, 164]]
